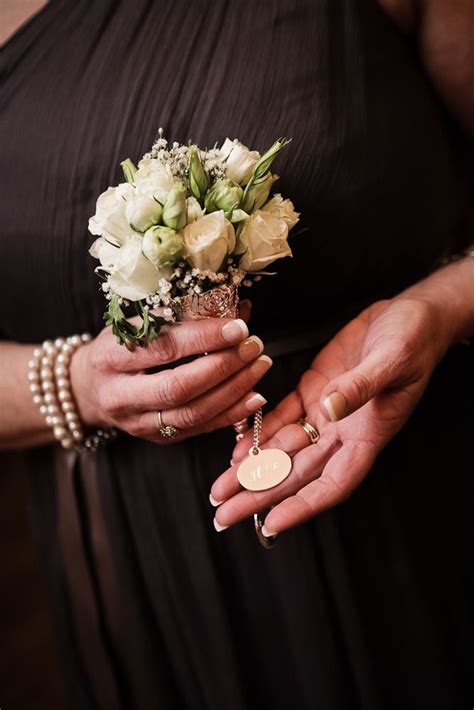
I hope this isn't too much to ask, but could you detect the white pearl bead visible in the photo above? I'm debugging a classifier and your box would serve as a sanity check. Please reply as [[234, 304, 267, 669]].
[[41, 355, 51, 367], [58, 390, 71, 402], [53, 425, 68, 439], [28, 371, 40, 382], [29, 383, 41, 394], [33, 395, 43, 406], [33, 347, 42, 359], [43, 340, 54, 350], [42, 381, 55, 392], [51, 416, 64, 427], [68, 420, 81, 432], [62, 343, 73, 355], [57, 353, 69, 365], [47, 404, 60, 415], [61, 437, 74, 449], [72, 430, 83, 441], [54, 337, 65, 348], [69, 335, 82, 347], [40, 367, 53, 381], [82, 333, 92, 342], [61, 401, 74, 412], [46, 415, 53, 426], [65, 412, 79, 423], [57, 378, 69, 390], [39, 404, 48, 416], [54, 366, 67, 378], [28, 358, 40, 370], [44, 393, 56, 404]]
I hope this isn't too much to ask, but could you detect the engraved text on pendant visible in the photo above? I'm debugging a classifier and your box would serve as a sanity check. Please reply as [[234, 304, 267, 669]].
[[237, 448, 292, 492]]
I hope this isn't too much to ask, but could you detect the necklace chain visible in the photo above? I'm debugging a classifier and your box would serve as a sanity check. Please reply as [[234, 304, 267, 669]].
[[252, 408, 263, 454]]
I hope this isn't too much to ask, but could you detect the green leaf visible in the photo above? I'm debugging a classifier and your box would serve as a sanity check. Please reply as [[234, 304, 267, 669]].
[[103, 294, 170, 348]]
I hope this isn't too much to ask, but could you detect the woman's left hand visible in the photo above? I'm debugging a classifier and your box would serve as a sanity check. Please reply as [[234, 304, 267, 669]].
[[209, 292, 457, 536]]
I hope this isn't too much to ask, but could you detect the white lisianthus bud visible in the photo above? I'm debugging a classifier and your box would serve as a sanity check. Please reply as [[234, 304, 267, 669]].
[[237, 211, 292, 272], [186, 196, 204, 223], [134, 157, 176, 204], [188, 145, 209, 200], [162, 183, 187, 231], [204, 178, 243, 214], [143, 226, 185, 267], [125, 195, 163, 233], [91, 234, 170, 301], [88, 184, 135, 246], [261, 193, 300, 229], [120, 158, 138, 184], [183, 211, 236, 272], [219, 138, 260, 185], [241, 171, 276, 213]]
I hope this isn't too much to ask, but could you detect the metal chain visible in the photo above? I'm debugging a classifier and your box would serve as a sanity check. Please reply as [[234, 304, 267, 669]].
[[252, 408, 263, 454]]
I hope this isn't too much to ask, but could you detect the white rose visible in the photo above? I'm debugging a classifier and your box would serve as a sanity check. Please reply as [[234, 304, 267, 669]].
[[90, 234, 170, 301], [186, 196, 204, 223], [183, 211, 236, 272], [237, 211, 292, 272], [262, 193, 300, 229], [88, 184, 135, 246], [125, 194, 163, 233], [219, 138, 260, 185], [134, 157, 176, 204]]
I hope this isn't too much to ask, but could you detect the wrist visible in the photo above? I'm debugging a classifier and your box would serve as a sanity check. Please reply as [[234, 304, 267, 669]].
[[396, 258, 474, 353], [69, 342, 102, 428]]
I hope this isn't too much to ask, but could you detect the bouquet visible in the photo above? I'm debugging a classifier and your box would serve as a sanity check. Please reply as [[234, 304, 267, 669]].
[[89, 129, 300, 348]]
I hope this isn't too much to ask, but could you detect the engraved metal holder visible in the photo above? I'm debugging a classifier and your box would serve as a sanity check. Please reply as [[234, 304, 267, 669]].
[[178, 284, 240, 321]]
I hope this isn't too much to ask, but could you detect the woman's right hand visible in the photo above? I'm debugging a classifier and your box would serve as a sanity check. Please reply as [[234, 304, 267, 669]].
[[69, 311, 272, 444]]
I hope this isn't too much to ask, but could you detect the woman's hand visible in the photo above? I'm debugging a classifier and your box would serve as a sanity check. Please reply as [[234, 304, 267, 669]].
[[70, 307, 272, 444], [210, 261, 473, 535]]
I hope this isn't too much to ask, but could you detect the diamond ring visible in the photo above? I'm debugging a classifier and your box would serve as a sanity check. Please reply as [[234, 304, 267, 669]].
[[157, 410, 180, 438]]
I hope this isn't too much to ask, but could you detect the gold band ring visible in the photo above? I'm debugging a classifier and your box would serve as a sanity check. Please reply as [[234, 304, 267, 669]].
[[298, 418, 320, 444]]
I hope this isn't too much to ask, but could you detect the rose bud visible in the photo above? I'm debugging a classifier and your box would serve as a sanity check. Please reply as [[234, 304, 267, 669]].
[[188, 145, 209, 201], [204, 178, 243, 215]]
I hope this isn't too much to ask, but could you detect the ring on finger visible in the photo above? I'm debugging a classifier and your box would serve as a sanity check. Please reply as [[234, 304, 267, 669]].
[[298, 418, 320, 444], [157, 410, 180, 438]]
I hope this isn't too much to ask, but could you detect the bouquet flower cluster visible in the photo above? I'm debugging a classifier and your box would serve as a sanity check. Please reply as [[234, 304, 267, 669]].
[[89, 130, 300, 347]]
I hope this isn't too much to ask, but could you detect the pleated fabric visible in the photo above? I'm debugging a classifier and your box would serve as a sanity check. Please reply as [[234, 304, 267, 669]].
[[1, 1, 473, 708]]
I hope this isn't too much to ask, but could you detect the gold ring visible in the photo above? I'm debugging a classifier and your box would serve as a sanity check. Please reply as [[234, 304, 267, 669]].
[[298, 418, 320, 444]]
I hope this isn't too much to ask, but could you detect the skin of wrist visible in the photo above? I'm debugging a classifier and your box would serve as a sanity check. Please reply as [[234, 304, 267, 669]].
[[395, 259, 474, 357], [69, 342, 103, 428]]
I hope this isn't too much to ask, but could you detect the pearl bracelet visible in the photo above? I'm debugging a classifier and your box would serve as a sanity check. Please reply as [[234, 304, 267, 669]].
[[28, 334, 117, 452]]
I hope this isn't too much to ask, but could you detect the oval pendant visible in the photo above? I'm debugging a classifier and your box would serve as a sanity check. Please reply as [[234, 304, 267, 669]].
[[237, 447, 292, 492]]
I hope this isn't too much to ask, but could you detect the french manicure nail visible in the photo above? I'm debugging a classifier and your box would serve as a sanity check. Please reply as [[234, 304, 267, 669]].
[[238, 335, 264, 362], [322, 391, 347, 422], [261, 525, 277, 538], [251, 354, 273, 377], [209, 493, 222, 507], [213, 518, 229, 532], [245, 393, 267, 411], [222, 319, 249, 343]]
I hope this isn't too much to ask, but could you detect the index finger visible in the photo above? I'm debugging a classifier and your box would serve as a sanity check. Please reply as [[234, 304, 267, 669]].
[[106, 317, 249, 371]]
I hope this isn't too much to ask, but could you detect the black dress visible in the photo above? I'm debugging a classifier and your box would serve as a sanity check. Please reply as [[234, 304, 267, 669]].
[[1, 1, 473, 708]]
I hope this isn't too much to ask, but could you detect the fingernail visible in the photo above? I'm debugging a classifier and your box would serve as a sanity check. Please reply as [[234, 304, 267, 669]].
[[230, 458, 235, 466], [209, 493, 222, 507], [261, 524, 278, 538], [213, 518, 229, 532], [251, 354, 273, 377], [238, 335, 264, 362], [322, 392, 347, 422], [245, 393, 267, 411], [222, 319, 249, 343]]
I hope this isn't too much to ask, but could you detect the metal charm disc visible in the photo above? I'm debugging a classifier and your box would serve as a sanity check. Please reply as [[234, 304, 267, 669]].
[[237, 447, 292, 492]]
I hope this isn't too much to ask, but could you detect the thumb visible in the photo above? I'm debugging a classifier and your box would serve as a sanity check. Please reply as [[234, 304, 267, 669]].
[[320, 350, 399, 422]]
